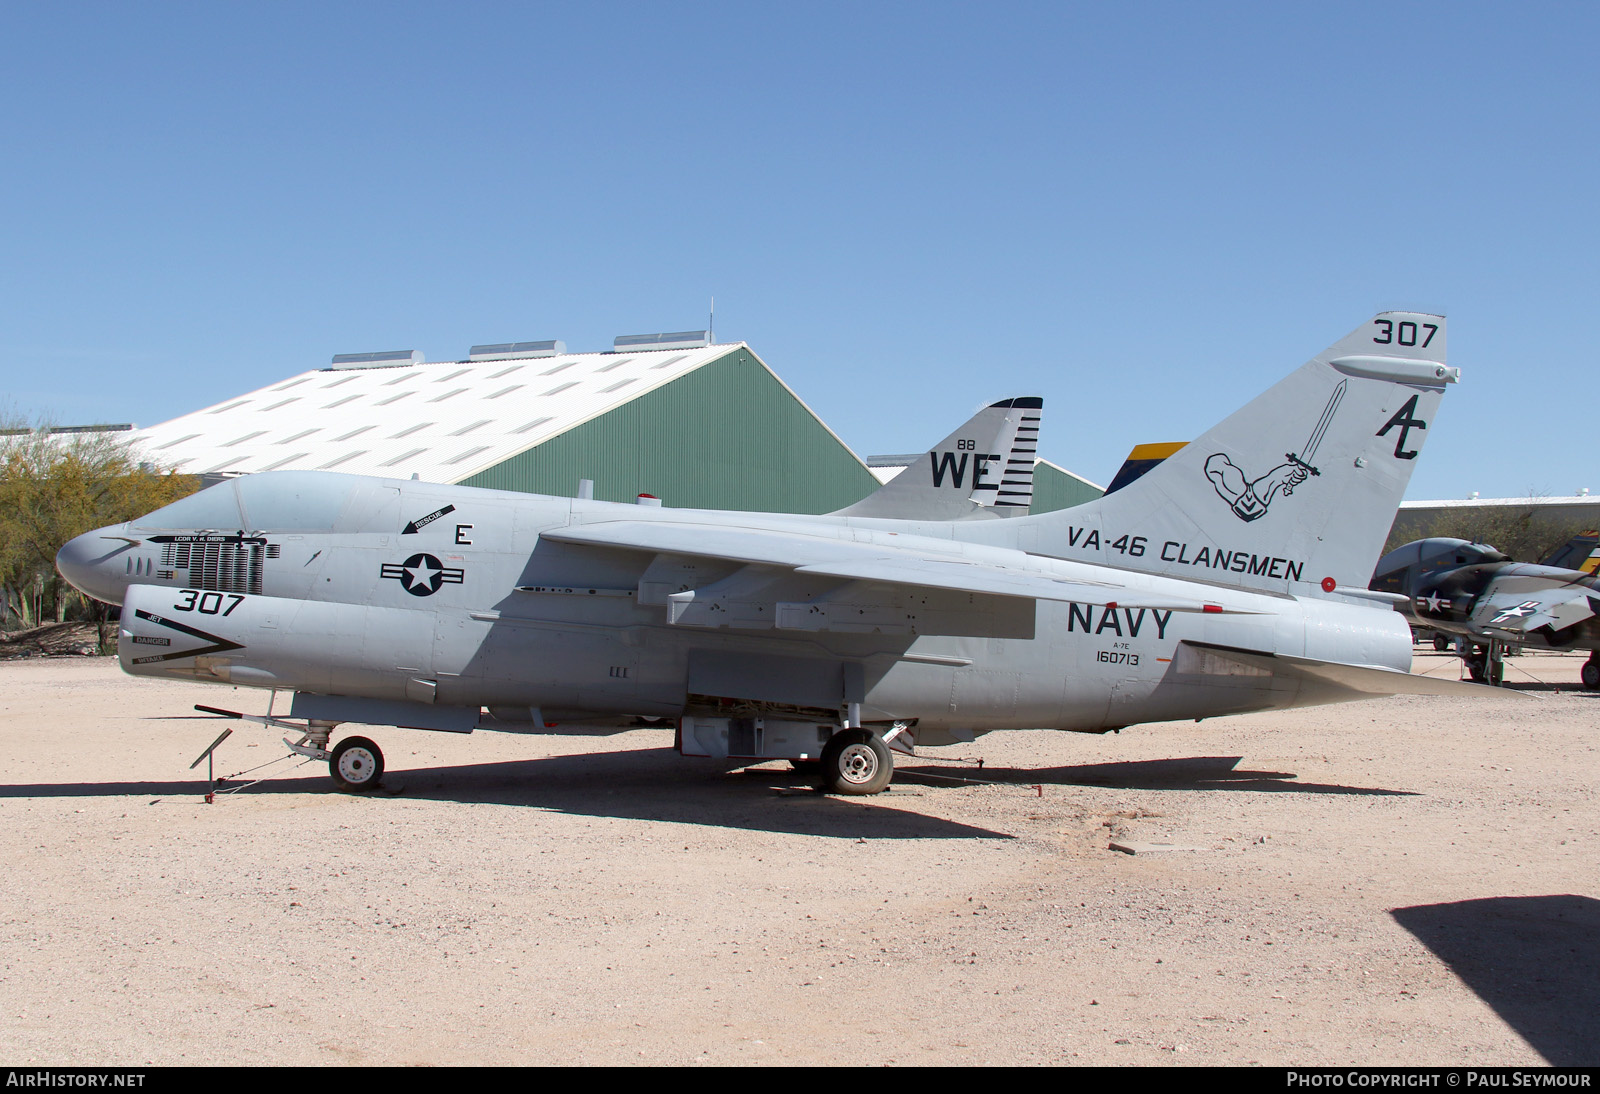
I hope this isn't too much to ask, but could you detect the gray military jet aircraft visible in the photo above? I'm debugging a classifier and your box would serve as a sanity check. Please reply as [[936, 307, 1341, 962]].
[[58, 312, 1475, 795], [1371, 536, 1600, 687]]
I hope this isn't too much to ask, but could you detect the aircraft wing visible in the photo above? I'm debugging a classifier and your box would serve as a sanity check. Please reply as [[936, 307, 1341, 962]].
[[542, 520, 1253, 614], [1468, 573, 1600, 636]]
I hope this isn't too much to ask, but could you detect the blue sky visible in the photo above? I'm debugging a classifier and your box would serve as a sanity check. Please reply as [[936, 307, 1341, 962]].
[[1, 2, 1594, 499]]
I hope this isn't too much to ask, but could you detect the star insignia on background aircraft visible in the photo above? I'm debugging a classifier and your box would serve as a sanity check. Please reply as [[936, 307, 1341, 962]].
[[58, 310, 1484, 797], [1489, 601, 1541, 624]]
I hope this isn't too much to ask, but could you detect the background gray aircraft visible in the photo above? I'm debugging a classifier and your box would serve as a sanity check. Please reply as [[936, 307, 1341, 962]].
[[837, 396, 1041, 520], [1371, 535, 1600, 686], [58, 311, 1477, 796]]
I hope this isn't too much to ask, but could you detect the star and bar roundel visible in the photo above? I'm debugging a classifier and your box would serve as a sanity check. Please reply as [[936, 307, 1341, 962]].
[[381, 553, 465, 597]]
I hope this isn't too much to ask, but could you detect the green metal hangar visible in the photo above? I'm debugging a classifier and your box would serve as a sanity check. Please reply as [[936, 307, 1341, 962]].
[[134, 331, 885, 513], [132, 328, 1106, 515]]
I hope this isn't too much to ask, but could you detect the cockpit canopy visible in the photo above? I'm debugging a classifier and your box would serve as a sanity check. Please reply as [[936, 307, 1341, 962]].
[[129, 471, 383, 533], [1371, 537, 1510, 594]]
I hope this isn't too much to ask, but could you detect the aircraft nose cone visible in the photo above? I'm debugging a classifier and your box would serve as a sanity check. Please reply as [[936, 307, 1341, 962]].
[[55, 527, 134, 605]]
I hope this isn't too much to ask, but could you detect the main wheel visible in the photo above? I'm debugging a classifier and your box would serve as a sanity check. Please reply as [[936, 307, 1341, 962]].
[[330, 736, 384, 791], [818, 729, 893, 795], [1432, 634, 1451, 652], [1466, 655, 1488, 683], [1582, 658, 1600, 690]]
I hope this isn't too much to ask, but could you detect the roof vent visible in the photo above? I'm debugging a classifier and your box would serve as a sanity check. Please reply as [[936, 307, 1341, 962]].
[[613, 330, 710, 352], [328, 350, 425, 369], [469, 340, 566, 361], [0, 423, 135, 437]]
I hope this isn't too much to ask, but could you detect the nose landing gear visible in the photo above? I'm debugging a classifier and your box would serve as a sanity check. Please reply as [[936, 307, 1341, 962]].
[[194, 706, 384, 793]]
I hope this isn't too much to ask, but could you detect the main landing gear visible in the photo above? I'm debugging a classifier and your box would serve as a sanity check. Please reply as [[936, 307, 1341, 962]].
[[819, 728, 893, 795], [677, 715, 911, 795], [1465, 640, 1506, 686], [1582, 656, 1600, 691]]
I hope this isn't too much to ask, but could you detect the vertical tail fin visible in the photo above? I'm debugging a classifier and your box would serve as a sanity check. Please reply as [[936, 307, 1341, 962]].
[[837, 397, 1042, 520], [1540, 531, 1600, 573], [1104, 441, 1187, 495], [1021, 313, 1456, 596]]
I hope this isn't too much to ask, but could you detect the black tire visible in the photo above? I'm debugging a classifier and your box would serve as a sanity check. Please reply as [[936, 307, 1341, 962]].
[[330, 736, 384, 792], [1583, 659, 1600, 691], [818, 729, 893, 795], [1467, 656, 1487, 684], [1432, 634, 1450, 652]]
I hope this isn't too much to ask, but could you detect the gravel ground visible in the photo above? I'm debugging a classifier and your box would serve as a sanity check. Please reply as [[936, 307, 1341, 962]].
[[1, 649, 1595, 1066]]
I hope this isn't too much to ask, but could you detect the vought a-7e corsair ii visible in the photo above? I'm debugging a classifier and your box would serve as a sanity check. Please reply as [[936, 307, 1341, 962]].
[[58, 313, 1476, 795]]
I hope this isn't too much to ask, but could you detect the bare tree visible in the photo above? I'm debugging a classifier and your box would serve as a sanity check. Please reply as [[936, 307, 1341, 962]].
[[1383, 498, 1593, 564]]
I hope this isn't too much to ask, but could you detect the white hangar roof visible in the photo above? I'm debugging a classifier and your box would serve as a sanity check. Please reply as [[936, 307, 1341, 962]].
[[134, 344, 741, 482]]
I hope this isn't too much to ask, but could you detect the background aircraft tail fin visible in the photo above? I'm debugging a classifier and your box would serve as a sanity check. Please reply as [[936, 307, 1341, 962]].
[[1023, 313, 1456, 597], [1104, 441, 1187, 495], [836, 397, 1042, 520], [1540, 530, 1600, 573]]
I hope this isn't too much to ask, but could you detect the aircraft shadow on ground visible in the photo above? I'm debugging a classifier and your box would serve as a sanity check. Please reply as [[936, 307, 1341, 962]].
[[897, 755, 1416, 797], [0, 746, 1010, 841], [1392, 895, 1600, 1066]]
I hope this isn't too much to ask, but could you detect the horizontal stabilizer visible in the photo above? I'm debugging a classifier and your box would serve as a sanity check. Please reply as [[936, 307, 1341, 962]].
[[1179, 641, 1514, 699]]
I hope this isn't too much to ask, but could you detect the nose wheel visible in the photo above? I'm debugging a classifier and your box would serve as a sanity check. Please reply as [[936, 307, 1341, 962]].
[[330, 736, 384, 792]]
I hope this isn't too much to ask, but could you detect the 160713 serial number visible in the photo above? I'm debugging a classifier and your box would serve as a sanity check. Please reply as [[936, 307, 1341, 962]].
[[1096, 650, 1140, 666]]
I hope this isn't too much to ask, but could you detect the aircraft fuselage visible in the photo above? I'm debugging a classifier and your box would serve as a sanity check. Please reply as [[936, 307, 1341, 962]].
[[70, 473, 1413, 746]]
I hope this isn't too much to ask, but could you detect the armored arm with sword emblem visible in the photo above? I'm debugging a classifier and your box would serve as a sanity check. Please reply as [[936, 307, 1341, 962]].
[[1206, 379, 1347, 521]]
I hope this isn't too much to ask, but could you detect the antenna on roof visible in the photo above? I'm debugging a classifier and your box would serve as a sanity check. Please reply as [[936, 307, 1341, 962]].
[[709, 296, 715, 344]]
